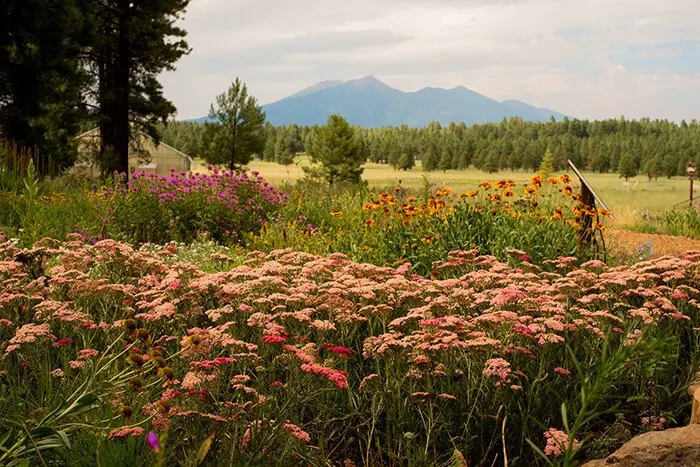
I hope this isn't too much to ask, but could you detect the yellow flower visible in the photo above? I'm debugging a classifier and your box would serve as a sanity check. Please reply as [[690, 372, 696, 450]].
[[330, 210, 343, 217]]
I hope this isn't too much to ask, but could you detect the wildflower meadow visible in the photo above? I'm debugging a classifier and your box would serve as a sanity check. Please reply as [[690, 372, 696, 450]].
[[1, 232, 699, 465], [0, 163, 699, 465]]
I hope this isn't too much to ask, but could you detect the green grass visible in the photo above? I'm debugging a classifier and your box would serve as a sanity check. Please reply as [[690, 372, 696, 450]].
[[200, 156, 694, 229]]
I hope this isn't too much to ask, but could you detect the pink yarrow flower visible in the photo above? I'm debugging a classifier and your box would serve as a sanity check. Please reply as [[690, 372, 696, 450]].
[[544, 428, 580, 456]]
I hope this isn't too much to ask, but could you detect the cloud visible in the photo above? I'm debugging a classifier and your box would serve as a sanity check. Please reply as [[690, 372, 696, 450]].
[[161, 0, 700, 121]]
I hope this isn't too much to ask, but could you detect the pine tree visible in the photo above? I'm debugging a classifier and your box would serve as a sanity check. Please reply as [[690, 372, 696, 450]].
[[0, 0, 92, 172], [306, 114, 363, 185], [397, 152, 414, 171], [618, 152, 637, 181], [483, 149, 499, 173], [539, 149, 555, 178], [438, 147, 452, 172], [89, 0, 191, 177], [204, 78, 266, 169], [422, 142, 439, 171]]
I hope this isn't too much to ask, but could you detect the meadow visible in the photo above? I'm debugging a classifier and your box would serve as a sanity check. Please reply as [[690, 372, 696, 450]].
[[1, 157, 700, 466], [210, 157, 696, 229]]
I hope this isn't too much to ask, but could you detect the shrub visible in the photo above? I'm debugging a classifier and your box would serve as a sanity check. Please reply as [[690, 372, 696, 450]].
[[106, 168, 287, 245], [661, 208, 700, 239]]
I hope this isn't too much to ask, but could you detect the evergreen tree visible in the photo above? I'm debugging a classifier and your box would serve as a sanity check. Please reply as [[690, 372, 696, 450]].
[[422, 142, 439, 171], [0, 0, 92, 172], [274, 134, 295, 176], [89, 0, 191, 177], [438, 146, 452, 172], [483, 149, 499, 173], [262, 123, 276, 161], [306, 114, 363, 185], [397, 152, 414, 171], [539, 149, 555, 178], [643, 156, 662, 181], [204, 78, 266, 169], [618, 152, 637, 181]]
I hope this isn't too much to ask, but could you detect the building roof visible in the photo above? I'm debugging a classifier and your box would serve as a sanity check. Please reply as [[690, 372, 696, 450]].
[[74, 127, 194, 164]]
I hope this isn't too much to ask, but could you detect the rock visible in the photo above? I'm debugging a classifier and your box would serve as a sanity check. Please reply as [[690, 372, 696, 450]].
[[583, 425, 700, 466], [692, 387, 700, 425]]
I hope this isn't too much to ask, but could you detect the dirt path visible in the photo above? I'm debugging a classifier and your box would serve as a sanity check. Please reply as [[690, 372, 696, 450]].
[[606, 229, 700, 258]]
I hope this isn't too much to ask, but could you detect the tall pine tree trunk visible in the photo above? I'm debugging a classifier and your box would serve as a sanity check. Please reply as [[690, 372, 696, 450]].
[[115, 0, 130, 178], [97, 1, 131, 180]]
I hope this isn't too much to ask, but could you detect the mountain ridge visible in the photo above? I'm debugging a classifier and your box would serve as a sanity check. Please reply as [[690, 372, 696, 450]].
[[188, 76, 567, 127]]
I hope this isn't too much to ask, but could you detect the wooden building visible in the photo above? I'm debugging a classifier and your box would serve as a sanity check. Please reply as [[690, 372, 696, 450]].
[[72, 128, 193, 176]]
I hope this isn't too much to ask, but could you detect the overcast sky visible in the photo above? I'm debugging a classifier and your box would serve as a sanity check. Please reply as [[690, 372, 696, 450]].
[[161, 0, 700, 122]]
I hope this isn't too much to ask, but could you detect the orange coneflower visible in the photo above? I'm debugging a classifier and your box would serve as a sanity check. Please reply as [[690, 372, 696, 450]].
[[435, 188, 452, 197], [561, 185, 573, 196]]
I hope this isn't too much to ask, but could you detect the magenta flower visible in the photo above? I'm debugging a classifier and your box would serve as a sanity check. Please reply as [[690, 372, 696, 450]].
[[146, 431, 159, 452]]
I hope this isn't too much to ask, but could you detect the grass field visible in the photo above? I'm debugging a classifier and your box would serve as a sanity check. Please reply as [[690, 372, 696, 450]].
[[195, 156, 696, 227]]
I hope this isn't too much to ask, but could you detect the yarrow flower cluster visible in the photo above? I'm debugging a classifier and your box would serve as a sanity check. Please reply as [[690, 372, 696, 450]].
[[1, 235, 699, 465], [543, 428, 580, 456]]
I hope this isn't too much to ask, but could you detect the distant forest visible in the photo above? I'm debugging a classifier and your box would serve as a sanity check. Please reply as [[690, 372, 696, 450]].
[[159, 117, 700, 178]]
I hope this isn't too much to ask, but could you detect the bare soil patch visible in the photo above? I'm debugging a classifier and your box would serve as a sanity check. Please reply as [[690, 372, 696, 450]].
[[607, 229, 700, 258]]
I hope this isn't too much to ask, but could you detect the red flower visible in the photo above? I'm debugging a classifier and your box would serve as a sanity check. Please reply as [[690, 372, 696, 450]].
[[53, 338, 73, 348]]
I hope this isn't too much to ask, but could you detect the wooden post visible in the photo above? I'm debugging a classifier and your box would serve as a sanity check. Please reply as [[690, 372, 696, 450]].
[[688, 163, 696, 208], [567, 160, 612, 254]]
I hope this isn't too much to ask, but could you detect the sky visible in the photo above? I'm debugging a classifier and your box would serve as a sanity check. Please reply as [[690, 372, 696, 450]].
[[161, 0, 700, 122]]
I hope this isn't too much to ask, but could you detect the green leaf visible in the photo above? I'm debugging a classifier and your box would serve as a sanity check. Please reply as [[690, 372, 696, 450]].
[[194, 432, 216, 465], [69, 394, 100, 417], [56, 430, 70, 450], [29, 426, 57, 439], [0, 430, 12, 449]]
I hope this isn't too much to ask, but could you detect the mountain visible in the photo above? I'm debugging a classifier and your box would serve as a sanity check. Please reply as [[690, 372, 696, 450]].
[[286, 79, 344, 99], [189, 76, 568, 127]]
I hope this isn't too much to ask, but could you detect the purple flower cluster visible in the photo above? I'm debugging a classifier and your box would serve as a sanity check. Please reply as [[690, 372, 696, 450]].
[[125, 167, 288, 210], [104, 167, 287, 244]]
